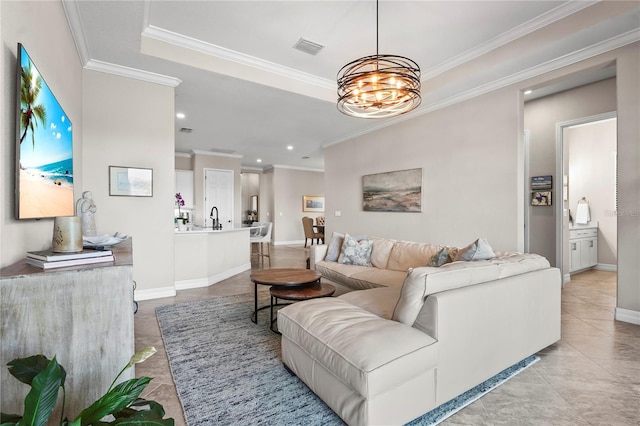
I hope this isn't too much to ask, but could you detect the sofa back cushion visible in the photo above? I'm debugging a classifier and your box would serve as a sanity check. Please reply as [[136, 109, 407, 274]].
[[370, 237, 395, 269], [386, 241, 443, 272]]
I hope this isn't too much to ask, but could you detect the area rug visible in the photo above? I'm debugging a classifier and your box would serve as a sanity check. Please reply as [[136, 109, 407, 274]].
[[156, 294, 539, 426]]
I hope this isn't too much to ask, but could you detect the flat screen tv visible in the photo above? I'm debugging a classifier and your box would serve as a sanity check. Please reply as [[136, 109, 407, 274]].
[[16, 43, 74, 219]]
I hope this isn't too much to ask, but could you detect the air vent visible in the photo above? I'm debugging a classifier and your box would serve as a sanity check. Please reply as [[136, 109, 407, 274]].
[[293, 38, 324, 56], [180, 127, 192, 133]]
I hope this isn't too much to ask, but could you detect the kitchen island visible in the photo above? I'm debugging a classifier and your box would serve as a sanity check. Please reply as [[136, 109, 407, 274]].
[[174, 226, 256, 290]]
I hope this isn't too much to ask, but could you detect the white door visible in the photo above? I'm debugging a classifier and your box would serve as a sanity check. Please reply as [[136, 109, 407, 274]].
[[204, 169, 234, 229]]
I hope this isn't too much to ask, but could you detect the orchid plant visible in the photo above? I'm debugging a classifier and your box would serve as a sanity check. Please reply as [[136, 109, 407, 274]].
[[175, 193, 185, 214]]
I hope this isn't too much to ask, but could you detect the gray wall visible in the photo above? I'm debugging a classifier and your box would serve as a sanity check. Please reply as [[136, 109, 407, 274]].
[[524, 78, 617, 266], [1, 1, 83, 266], [325, 43, 640, 319]]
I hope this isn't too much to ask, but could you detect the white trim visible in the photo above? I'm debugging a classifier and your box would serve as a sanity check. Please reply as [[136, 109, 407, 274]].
[[84, 59, 182, 87], [595, 263, 617, 272], [192, 149, 243, 159], [175, 263, 251, 291], [142, 25, 335, 91], [272, 164, 325, 173], [62, 0, 90, 65], [563, 273, 571, 285], [175, 152, 192, 158], [615, 307, 640, 325], [134, 286, 176, 301], [241, 166, 264, 172], [274, 240, 306, 246], [422, 1, 597, 80]]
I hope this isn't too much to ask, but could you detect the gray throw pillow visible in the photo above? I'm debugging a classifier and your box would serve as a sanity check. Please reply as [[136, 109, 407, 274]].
[[325, 232, 369, 262], [426, 247, 451, 267], [454, 238, 496, 261], [338, 233, 373, 266]]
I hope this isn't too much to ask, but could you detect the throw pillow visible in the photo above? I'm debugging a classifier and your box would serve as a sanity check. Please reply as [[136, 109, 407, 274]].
[[325, 232, 369, 262], [454, 238, 496, 261], [338, 233, 373, 266], [426, 247, 451, 267]]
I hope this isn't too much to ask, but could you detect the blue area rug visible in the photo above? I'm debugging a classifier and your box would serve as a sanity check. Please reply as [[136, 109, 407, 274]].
[[156, 294, 539, 425]]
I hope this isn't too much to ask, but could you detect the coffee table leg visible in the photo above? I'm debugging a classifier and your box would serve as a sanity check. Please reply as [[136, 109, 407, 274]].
[[252, 282, 258, 324], [270, 295, 275, 332]]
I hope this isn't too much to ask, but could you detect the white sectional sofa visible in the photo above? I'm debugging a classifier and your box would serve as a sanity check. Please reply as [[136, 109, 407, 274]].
[[278, 236, 561, 425]]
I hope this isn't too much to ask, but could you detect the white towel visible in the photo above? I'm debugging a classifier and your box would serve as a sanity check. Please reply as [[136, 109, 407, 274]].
[[575, 203, 590, 224]]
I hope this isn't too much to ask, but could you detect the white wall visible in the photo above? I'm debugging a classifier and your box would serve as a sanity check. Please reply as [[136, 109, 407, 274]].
[[82, 71, 175, 296], [272, 167, 324, 244], [567, 119, 617, 266], [325, 87, 520, 251], [1, 0, 83, 267]]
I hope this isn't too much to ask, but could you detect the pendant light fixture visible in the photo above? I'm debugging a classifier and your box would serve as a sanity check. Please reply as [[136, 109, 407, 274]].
[[337, 0, 421, 118]]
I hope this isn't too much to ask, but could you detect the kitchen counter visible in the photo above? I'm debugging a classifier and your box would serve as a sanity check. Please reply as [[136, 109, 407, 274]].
[[174, 225, 255, 290]]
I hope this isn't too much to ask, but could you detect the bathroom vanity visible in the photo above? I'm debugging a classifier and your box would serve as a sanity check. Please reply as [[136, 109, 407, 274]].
[[569, 223, 598, 273]]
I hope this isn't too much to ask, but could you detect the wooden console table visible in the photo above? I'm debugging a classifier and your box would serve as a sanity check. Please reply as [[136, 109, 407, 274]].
[[0, 239, 135, 419]]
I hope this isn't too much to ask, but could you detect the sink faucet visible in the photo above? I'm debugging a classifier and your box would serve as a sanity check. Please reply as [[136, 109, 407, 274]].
[[209, 206, 222, 230]]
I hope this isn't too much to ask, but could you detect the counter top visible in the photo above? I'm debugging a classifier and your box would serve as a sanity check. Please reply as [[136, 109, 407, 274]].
[[569, 222, 598, 230], [174, 225, 258, 235]]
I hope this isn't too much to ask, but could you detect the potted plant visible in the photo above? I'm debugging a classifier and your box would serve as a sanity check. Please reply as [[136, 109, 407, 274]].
[[0, 346, 174, 425]]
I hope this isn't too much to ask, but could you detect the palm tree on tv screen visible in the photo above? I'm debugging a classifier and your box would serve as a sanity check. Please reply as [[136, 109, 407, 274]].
[[20, 62, 47, 149]]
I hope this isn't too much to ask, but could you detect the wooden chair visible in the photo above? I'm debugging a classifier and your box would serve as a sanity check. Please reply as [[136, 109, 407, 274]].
[[302, 216, 323, 248]]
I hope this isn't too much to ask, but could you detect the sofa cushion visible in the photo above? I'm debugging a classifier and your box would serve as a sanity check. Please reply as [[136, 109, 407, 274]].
[[326, 232, 369, 262], [454, 238, 496, 261], [277, 298, 438, 399], [370, 237, 395, 269], [387, 241, 443, 271], [349, 268, 407, 289], [339, 287, 402, 319], [338, 234, 373, 266], [315, 261, 385, 290]]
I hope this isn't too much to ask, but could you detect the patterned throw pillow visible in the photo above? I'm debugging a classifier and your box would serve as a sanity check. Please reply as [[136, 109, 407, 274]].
[[426, 247, 451, 267], [338, 233, 373, 266], [454, 238, 496, 261], [326, 232, 369, 262]]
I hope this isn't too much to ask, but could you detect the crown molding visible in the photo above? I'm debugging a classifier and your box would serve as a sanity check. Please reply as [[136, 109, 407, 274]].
[[326, 28, 639, 149], [62, 0, 91, 65], [84, 59, 182, 87], [191, 149, 243, 159], [421, 1, 597, 80], [175, 152, 192, 158], [142, 25, 336, 91], [272, 164, 325, 173], [241, 167, 264, 173]]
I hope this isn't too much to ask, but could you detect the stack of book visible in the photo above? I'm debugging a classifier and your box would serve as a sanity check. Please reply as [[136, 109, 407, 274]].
[[26, 248, 115, 269]]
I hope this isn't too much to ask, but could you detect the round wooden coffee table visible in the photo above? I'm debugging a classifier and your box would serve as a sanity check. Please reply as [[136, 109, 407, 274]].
[[269, 282, 335, 332], [250, 268, 323, 325]]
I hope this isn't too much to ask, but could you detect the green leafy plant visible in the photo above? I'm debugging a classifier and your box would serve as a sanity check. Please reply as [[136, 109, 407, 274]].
[[0, 346, 174, 426]]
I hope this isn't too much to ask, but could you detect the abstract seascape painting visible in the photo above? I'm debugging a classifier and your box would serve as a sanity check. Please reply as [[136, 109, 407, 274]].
[[362, 168, 422, 212]]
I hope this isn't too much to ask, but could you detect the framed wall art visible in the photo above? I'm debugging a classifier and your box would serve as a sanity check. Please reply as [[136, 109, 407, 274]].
[[302, 195, 324, 212], [531, 191, 552, 206], [109, 166, 153, 197], [362, 168, 422, 212]]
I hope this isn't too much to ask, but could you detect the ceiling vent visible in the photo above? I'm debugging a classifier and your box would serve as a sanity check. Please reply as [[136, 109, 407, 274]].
[[293, 38, 324, 56], [180, 127, 192, 133]]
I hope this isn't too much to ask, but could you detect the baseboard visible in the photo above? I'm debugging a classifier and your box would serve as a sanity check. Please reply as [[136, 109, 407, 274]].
[[615, 307, 640, 325], [595, 263, 617, 272], [274, 240, 305, 246], [135, 286, 176, 301], [563, 273, 571, 284], [175, 263, 251, 291]]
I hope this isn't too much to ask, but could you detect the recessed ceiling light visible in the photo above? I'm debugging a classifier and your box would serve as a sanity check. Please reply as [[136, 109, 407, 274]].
[[176, 112, 185, 119], [524, 90, 533, 95], [287, 145, 293, 150], [257, 158, 262, 163]]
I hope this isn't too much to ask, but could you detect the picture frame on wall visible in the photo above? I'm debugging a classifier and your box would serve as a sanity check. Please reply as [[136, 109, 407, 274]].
[[531, 191, 552, 206], [303, 195, 324, 212], [362, 168, 422, 212], [109, 166, 153, 197]]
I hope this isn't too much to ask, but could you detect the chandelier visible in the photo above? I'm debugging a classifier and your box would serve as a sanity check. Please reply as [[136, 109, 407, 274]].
[[337, 0, 421, 119]]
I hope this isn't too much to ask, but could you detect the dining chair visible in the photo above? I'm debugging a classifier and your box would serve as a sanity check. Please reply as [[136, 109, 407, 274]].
[[302, 216, 323, 247]]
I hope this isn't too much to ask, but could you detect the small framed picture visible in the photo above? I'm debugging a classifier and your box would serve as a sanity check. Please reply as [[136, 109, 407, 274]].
[[303, 195, 325, 212], [531, 191, 552, 206], [109, 166, 153, 197]]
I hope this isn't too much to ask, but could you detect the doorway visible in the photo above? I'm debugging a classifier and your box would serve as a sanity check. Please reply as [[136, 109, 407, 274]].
[[555, 113, 618, 281], [204, 168, 234, 229]]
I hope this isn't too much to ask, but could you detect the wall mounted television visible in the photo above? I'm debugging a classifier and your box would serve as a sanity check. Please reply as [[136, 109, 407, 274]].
[[15, 43, 74, 219]]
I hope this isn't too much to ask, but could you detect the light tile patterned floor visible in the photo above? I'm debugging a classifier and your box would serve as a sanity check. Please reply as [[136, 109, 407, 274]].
[[135, 246, 640, 425]]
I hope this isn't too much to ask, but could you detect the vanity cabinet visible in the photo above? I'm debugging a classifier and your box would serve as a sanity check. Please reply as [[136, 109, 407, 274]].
[[569, 227, 598, 272]]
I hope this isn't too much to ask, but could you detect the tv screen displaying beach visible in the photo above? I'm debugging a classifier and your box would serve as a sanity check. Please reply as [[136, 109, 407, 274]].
[[17, 44, 74, 219]]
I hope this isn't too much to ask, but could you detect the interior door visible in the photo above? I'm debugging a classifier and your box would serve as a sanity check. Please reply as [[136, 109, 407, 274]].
[[204, 169, 234, 229]]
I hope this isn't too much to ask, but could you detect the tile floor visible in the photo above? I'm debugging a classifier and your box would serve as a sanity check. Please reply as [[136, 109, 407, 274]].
[[134, 245, 640, 425]]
